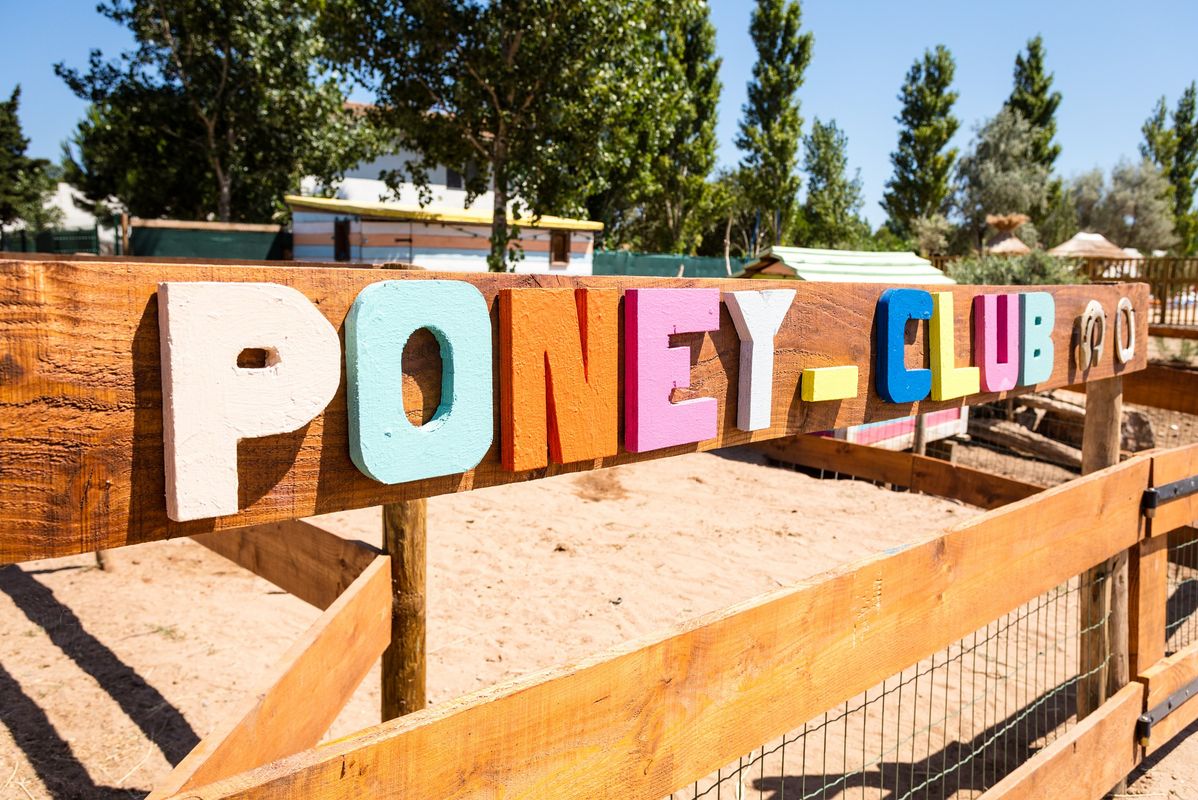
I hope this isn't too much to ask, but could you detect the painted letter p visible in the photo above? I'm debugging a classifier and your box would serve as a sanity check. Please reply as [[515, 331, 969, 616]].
[[158, 282, 342, 522]]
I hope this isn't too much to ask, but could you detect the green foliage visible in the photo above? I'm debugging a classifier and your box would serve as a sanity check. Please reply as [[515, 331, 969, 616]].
[[592, 1, 721, 255], [954, 108, 1050, 252], [1004, 35, 1062, 172], [0, 87, 56, 228], [1141, 84, 1198, 254], [736, 0, 813, 252], [321, 0, 674, 271], [57, 0, 370, 222], [693, 169, 757, 259], [796, 118, 869, 248], [948, 251, 1082, 286], [881, 45, 959, 237], [1069, 159, 1177, 253], [911, 213, 951, 255]]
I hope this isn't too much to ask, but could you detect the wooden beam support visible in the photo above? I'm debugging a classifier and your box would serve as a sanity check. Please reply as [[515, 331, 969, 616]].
[[1079, 377, 1127, 721], [164, 457, 1150, 800], [1138, 640, 1198, 754], [381, 499, 427, 720], [148, 555, 392, 798], [753, 435, 1041, 509], [0, 258, 1148, 563], [977, 682, 1143, 800], [191, 520, 380, 611], [1147, 324, 1198, 341]]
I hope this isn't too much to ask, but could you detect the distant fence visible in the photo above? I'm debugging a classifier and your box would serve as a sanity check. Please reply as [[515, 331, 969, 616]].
[[0, 226, 100, 255], [593, 249, 751, 278], [127, 218, 291, 260], [1084, 258, 1198, 328]]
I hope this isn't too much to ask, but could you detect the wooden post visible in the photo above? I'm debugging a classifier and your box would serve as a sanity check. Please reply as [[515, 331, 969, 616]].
[[912, 413, 928, 456], [1078, 376, 1126, 722], [381, 499, 427, 720]]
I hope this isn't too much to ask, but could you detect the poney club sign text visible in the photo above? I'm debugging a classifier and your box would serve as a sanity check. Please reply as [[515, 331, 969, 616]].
[[157, 279, 1141, 522]]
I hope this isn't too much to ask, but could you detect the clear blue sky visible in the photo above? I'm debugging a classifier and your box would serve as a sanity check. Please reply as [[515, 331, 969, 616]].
[[4, 0, 1197, 226]]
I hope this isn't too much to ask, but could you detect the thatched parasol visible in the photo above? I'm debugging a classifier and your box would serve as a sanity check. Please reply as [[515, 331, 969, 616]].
[[1047, 232, 1126, 259], [984, 213, 1032, 256]]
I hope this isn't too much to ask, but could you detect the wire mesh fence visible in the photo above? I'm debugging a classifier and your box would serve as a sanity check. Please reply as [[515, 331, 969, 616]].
[[665, 570, 1110, 800], [1168, 527, 1198, 656]]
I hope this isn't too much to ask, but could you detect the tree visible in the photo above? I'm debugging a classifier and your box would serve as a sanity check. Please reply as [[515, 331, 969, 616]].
[[57, 0, 368, 222], [1004, 35, 1062, 172], [634, 1, 722, 254], [881, 45, 959, 237], [1170, 84, 1198, 253], [0, 87, 55, 228], [954, 108, 1050, 252], [322, 0, 668, 271], [736, 0, 813, 252], [797, 118, 868, 248], [584, 1, 721, 255], [1071, 160, 1177, 254], [1141, 84, 1198, 254]]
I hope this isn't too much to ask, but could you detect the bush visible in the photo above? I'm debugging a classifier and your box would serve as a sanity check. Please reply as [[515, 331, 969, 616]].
[[947, 251, 1084, 285]]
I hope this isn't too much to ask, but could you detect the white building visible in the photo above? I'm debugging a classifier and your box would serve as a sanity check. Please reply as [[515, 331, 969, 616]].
[[288, 149, 601, 273]]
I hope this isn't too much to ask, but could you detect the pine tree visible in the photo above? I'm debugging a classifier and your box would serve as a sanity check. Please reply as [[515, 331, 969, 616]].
[[0, 87, 53, 227], [736, 0, 813, 252], [1004, 35, 1062, 171], [881, 46, 959, 238], [799, 118, 867, 248]]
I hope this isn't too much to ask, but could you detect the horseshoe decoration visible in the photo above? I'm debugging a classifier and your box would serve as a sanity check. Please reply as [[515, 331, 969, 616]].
[[1075, 300, 1106, 369], [1115, 296, 1136, 364]]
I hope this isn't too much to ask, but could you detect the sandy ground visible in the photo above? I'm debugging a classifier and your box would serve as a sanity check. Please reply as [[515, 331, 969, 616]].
[[0, 448, 1194, 799]]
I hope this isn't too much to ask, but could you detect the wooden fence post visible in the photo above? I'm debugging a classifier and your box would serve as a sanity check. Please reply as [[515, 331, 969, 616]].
[[382, 499, 427, 720], [1078, 376, 1127, 723], [378, 259, 429, 722]]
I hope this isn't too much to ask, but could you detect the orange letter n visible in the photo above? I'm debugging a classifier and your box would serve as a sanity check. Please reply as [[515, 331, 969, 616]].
[[499, 288, 619, 471]]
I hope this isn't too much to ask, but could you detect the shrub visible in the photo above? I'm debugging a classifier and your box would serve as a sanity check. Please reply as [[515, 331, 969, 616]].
[[947, 251, 1084, 285]]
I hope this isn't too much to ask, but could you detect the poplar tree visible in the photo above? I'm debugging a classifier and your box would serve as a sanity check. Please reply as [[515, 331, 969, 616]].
[[736, 0, 813, 252], [1004, 36, 1062, 171], [881, 46, 959, 238], [799, 118, 867, 248], [1141, 84, 1198, 254]]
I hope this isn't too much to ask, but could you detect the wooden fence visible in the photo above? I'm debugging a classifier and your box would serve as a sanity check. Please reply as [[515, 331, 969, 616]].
[[0, 255, 1192, 799]]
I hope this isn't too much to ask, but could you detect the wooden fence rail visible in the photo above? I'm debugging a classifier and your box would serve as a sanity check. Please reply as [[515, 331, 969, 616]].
[[156, 453, 1156, 800]]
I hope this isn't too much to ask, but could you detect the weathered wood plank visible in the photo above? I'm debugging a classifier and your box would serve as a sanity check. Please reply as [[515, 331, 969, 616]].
[[977, 682, 1143, 800], [148, 555, 392, 798], [167, 457, 1150, 800], [0, 258, 1148, 562], [753, 434, 1040, 509], [1124, 362, 1198, 416], [191, 520, 379, 610], [1139, 640, 1198, 753]]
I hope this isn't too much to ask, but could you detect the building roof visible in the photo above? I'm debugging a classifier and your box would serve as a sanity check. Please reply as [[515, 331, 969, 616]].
[[284, 195, 603, 231], [737, 246, 954, 284], [1047, 232, 1126, 259]]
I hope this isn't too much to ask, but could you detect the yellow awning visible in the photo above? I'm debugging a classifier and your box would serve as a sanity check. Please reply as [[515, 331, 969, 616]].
[[285, 195, 603, 231]]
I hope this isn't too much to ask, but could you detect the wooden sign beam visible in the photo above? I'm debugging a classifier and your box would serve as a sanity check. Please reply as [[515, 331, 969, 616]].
[[0, 258, 1148, 562]]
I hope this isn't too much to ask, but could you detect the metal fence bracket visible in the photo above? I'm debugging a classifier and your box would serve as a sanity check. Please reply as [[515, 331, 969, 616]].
[[1136, 675, 1198, 745], [1142, 475, 1198, 518]]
